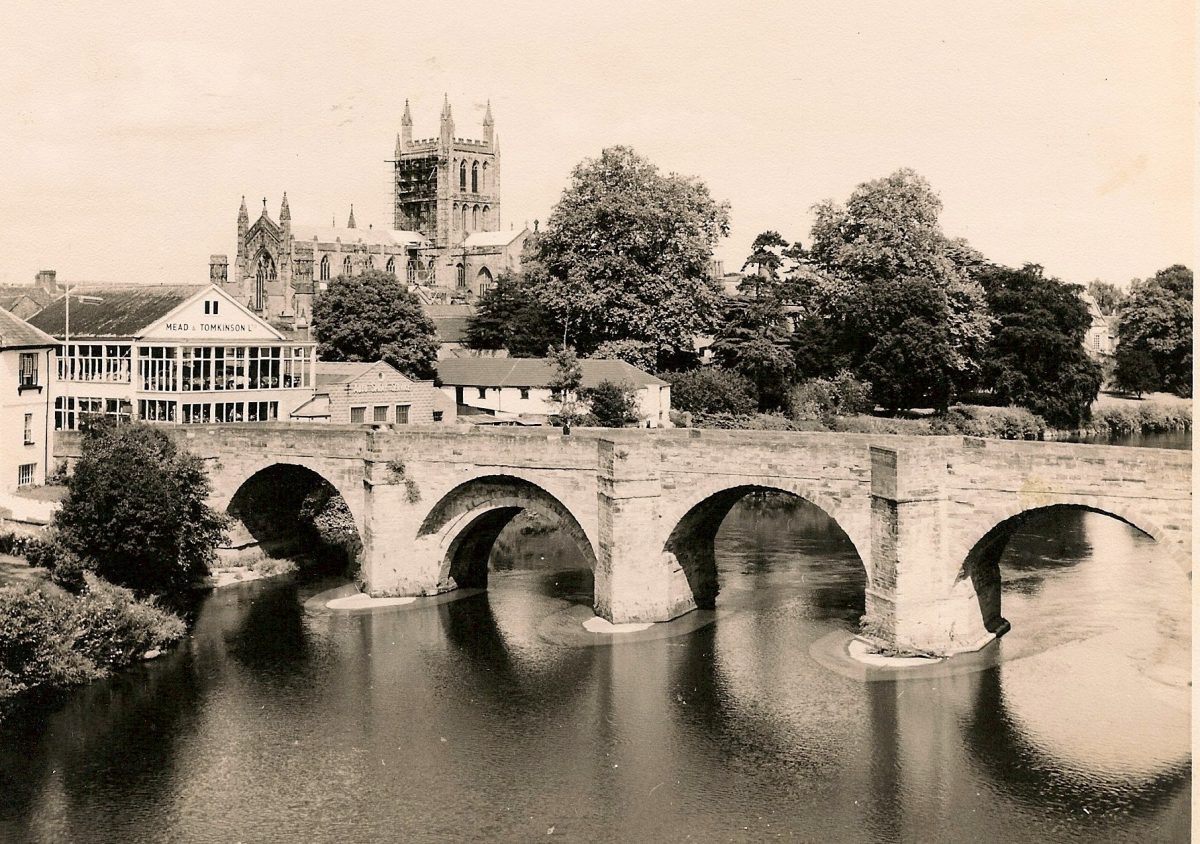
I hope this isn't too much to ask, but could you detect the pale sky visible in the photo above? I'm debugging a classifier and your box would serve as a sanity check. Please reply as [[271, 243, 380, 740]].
[[0, 1, 1194, 287]]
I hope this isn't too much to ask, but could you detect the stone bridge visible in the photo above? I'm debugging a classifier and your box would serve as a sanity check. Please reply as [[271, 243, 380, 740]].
[[55, 424, 1192, 656]]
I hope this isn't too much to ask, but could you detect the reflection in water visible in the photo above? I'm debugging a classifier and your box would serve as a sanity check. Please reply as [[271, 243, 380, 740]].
[[0, 497, 1188, 842]]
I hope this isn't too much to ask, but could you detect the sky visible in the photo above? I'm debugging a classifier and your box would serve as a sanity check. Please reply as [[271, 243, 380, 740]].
[[0, 1, 1194, 288]]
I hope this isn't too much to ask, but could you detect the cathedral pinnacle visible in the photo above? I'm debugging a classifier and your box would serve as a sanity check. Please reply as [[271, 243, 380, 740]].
[[483, 100, 494, 126], [347, 205, 357, 229], [441, 93, 452, 120], [279, 192, 290, 223], [238, 196, 248, 222], [402, 99, 412, 125]]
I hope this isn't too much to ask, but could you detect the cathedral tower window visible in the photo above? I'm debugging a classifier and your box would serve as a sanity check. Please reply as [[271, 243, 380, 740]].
[[461, 205, 468, 232], [456, 264, 466, 289], [459, 161, 467, 190], [471, 161, 479, 193], [472, 205, 480, 230], [254, 253, 276, 312], [319, 255, 330, 281], [343, 256, 352, 276], [482, 162, 489, 192]]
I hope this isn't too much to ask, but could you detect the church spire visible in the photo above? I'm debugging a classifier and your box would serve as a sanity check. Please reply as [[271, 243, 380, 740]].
[[399, 99, 412, 150], [237, 196, 249, 258], [347, 205, 356, 229], [439, 94, 454, 147], [483, 99, 495, 146], [279, 192, 290, 224]]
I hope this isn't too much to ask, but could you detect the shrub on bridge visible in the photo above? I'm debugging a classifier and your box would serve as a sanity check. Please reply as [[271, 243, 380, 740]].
[[49, 419, 229, 599]]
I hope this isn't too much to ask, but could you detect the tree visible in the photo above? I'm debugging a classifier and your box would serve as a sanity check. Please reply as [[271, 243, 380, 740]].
[[979, 264, 1103, 428], [739, 231, 790, 300], [711, 295, 795, 410], [588, 340, 658, 372], [1117, 264, 1192, 397], [525, 146, 731, 366], [804, 169, 993, 410], [661, 367, 757, 416], [547, 346, 583, 430], [51, 420, 228, 597], [1113, 346, 1159, 398], [1087, 279, 1126, 315], [464, 271, 559, 357], [584, 380, 640, 427], [312, 270, 438, 379]]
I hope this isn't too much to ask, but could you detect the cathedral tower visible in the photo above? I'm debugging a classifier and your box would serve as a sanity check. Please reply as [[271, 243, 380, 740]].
[[391, 96, 500, 249]]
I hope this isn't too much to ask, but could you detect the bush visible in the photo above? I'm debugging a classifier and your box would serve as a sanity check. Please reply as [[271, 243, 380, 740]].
[[661, 367, 756, 416], [71, 575, 185, 669], [690, 412, 827, 432], [788, 370, 873, 420], [829, 415, 934, 435], [583, 380, 641, 428], [0, 577, 185, 714], [1086, 400, 1191, 438], [929, 405, 1045, 440]]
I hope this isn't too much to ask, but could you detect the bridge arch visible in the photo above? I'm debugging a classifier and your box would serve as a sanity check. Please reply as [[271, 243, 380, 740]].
[[954, 501, 1187, 635], [222, 461, 365, 567], [417, 474, 597, 591], [660, 482, 869, 611]]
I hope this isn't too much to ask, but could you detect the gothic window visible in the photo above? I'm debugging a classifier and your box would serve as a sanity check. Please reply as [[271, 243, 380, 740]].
[[366, 255, 375, 270], [386, 257, 395, 275], [476, 267, 493, 295], [456, 264, 466, 289], [483, 205, 490, 229], [462, 204, 468, 232], [459, 160, 467, 190], [254, 253, 276, 312], [471, 161, 479, 193], [472, 205, 480, 230], [319, 255, 330, 281], [343, 255, 352, 276], [407, 260, 418, 284], [482, 162, 489, 192]]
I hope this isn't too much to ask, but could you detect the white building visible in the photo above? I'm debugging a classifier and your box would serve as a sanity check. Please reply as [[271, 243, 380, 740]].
[[0, 307, 56, 491], [290, 360, 456, 425], [28, 284, 316, 429], [437, 358, 672, 427], [1078, 289, 1116, 357]]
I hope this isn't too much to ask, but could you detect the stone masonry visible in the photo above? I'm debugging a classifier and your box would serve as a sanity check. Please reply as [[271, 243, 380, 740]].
[[54, 426, 1193, 656]]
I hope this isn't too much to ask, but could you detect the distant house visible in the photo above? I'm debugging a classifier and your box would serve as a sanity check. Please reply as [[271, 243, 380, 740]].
[[437, 357, 671, 427], [290, 360, 455, 425], [1078, 289, 1116, 356], [0, 306, 57, 491]]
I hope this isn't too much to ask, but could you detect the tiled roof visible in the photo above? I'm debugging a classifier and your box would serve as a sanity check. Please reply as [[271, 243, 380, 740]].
[[0, 306, 57, 349], [28, 284, 205, 339], [437, 357, 667, 389], [433, 316, 470, 343], [291, 225, 428, 248], [314, 360, 407, 386], [463, 229, 526, 249]]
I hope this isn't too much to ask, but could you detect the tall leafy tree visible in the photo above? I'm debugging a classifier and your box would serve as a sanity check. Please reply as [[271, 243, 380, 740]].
[[979, 264, 1103, 427], [804, 168, 993, 411], [51, 420, 228, 597], [547, 346, 584, 429], [711, 296, 795, 410], [1117, 264, 1192, 397], [312, 269, 438, 379], [1087, 279, 1126, 315], [464, 271, 559, 357], [525, 146, 731, 366]]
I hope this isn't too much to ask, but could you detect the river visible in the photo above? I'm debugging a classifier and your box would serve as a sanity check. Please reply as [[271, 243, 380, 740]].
[[0, 468, 1190, 841]]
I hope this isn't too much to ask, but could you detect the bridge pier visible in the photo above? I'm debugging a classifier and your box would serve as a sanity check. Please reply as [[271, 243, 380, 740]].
[[865, 446, 994, 655]]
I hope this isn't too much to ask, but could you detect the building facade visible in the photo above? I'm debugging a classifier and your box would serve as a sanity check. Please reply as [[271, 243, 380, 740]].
[[290, 361, 456, 425], [28, 284, 316, 429], [0, 307, 56, 491], [437, 358, 672, 427], [213, 96, 528, 324]]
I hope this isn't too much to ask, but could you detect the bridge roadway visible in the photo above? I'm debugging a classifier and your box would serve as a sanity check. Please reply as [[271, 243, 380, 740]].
[[56, 423, 1192, 656]]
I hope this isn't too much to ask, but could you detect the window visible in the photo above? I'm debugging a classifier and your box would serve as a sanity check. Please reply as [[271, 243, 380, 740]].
[[407, 260, 418, 285], [373, 405, 388, 423], [459, 160, 467, 190], [519, 387, 530, 400], [386, 257, 395, 275], [366, 255, 375, 270], [461, 204, 468, 231], [343, 256, 353, 276], [1092, 333, 1101, 350], [320, 255, 330, 281], [18, 353, 38, 388], [140, 346, 178, 391], [432, 410, 443, 423], [23, 413, 32, 444], [138, 399, 177, 423], [471, 161, 479, 193], [477, 387, 487, 399], [472, 205, 479, 230], [457, 264, 466, 289], [395, 404, 410, 424], [17, 463, 35, 488], [350, 406, 366, 424], [203, 300, 220, 315]]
